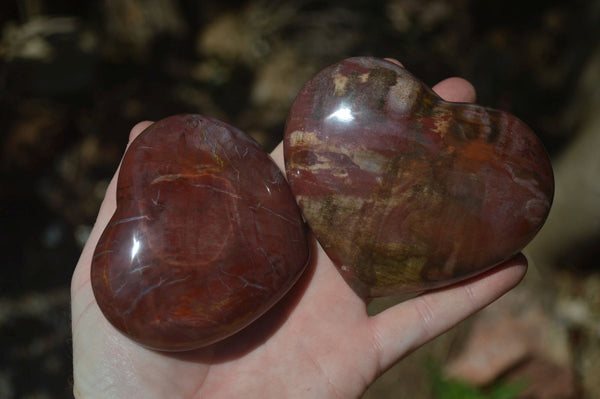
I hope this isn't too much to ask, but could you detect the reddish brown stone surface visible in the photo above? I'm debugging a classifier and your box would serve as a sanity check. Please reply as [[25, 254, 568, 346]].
[[284, 57, 554, 297], [91, 114, 308, 351]]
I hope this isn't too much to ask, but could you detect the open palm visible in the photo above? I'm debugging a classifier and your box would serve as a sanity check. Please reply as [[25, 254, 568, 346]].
[[71, 76, 527, 398]]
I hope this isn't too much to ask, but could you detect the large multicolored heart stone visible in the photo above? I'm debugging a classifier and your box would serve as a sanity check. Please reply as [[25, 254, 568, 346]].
[[91, 114, 309, 350], [284, 57, 554, 297]]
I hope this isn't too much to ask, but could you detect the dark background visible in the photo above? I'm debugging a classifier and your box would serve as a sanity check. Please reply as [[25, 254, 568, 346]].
[[1, 0, 599, 397]]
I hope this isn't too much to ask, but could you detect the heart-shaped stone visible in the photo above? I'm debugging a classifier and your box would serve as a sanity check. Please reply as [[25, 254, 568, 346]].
[[284, 57, 554, 297], [92, 114, 308, 350]]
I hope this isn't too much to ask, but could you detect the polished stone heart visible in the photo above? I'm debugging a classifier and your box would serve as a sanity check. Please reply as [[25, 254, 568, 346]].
[[91, 114, 308, 351], [284, 57, 554, 298]]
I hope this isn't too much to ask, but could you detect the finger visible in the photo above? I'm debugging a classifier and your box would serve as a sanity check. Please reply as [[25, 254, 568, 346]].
[[270, 142, 285, 171], [368, 255, 527, 372], [95, 121, 154, 223], [71, 121, 154, 299], [77, 121, 153, 261], [129, 121, 154, 142], [269, 71, 477, 168], [432, 77, 476, 103], [384, 58, 404, 67], [385, 58, 476, 103]]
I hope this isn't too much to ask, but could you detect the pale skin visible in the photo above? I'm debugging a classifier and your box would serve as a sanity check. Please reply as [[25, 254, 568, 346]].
[[71, 73, 527, 398]]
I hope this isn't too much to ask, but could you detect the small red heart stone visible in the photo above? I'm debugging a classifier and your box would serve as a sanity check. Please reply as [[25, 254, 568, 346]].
[[284, 57, 554, 297], [92, 114, 308, 351]]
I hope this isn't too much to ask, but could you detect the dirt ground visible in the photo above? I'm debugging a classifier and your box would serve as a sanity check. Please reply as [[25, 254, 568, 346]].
[[1, 1, 599, 398]]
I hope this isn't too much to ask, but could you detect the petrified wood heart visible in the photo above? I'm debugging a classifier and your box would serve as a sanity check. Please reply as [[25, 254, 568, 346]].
[[91, 114, 308, 351], [284, 57, 554, 298]]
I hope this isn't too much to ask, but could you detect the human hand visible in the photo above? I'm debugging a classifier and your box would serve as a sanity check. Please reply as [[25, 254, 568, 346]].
[[71, 75, 527, 398]]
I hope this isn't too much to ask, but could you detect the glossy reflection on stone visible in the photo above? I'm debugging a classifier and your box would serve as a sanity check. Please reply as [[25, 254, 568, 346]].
[[284, 57, 554, 298], [92, 114, 309, 351]]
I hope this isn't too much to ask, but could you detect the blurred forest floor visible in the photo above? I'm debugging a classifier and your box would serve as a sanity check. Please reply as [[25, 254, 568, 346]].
[[1, 0, 599, 398]]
